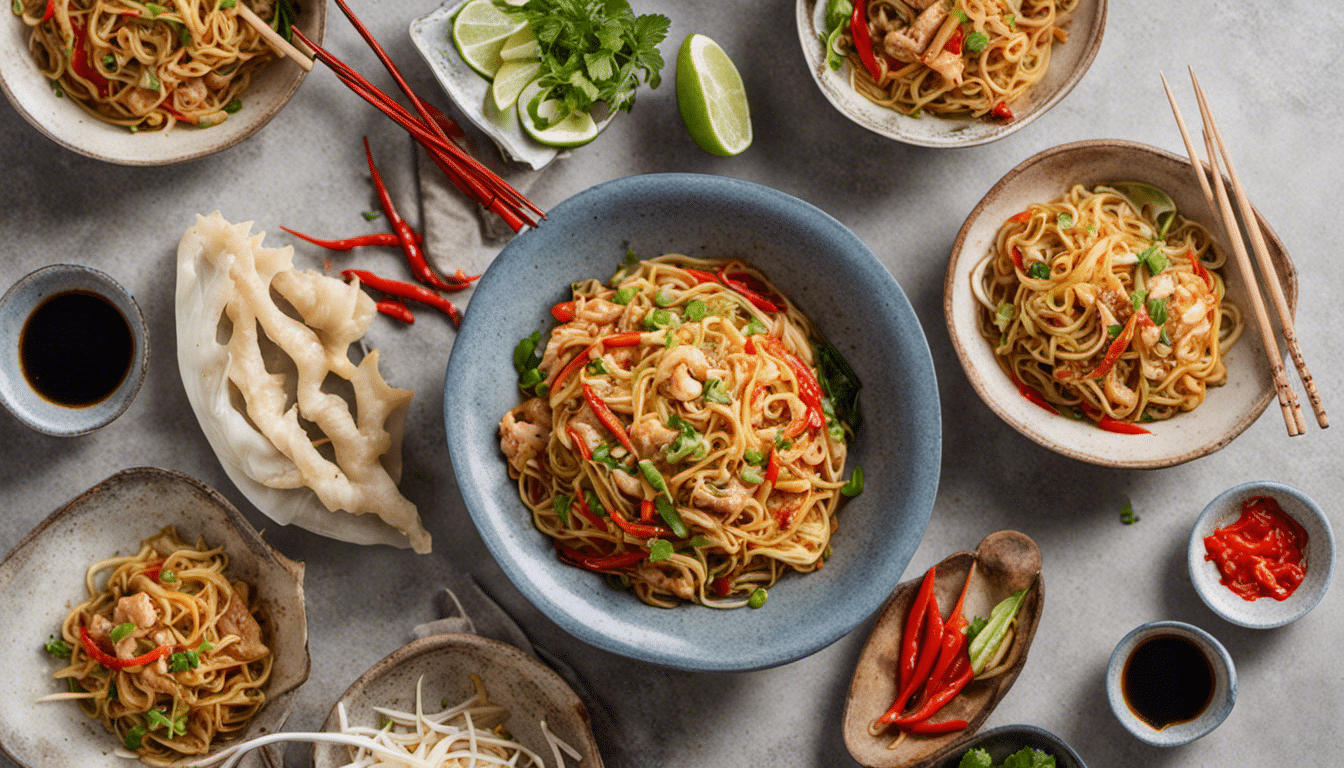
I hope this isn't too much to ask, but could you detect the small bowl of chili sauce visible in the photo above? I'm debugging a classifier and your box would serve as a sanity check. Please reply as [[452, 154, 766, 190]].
[[1106, 620, 1236, 747], [0, 264, 148, 436], [1188, 481, 1336, 629]]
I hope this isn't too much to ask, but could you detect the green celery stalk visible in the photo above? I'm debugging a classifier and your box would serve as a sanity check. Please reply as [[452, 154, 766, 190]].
[[968, 588, 1027, 673]]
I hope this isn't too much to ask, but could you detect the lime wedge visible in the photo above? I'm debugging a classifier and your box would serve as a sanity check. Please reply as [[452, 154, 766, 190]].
[[451, 0, 527, 80], [517, 79, 597, 148], [499, 26, 540, 61], [675, 33, 752, 156], [492, 59, 541, 111]]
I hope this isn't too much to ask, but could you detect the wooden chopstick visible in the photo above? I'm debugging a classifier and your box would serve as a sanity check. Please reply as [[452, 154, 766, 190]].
[[236, 3, 314, 71], [1160, 72, 1323, 435]]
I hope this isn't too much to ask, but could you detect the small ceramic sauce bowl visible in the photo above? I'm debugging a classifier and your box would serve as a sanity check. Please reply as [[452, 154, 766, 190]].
[[1106, 621, 1235, 747], [0, 264, 148, 436], [1188, 481, 1335, 629], [933, 724, 1087, 768]]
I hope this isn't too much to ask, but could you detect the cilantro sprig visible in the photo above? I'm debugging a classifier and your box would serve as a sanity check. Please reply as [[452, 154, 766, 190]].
[[503, 0, 670, 128]]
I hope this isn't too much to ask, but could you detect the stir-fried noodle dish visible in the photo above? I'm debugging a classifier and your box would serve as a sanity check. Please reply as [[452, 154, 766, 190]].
[[500, 254, 863, 608], [14, 0, 298, 131], [971, 183, 1244, 428], [42, 527, 272, 763], [828, 0, 1077, 120]]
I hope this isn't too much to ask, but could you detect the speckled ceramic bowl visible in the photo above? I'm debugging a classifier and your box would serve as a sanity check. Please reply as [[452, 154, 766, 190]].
[[0, 264, 148, 436], [0, 2, 324, 165], [313, 634, 602, 768], [945, 140, 1295, 468], [933, 725, 1087, 768], [443, 173, 941, 671], [795, 0, 1106, 147], [1189, 481, 1334, 629], [1105, 621, 1235, 747], [0, 467, 309, 768]]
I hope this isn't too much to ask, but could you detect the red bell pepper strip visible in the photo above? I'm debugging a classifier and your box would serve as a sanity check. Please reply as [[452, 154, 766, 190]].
[[582, 383, 636, 456], [684, 268, 719, 285], [640, 498, 656, 523], [555, 544, 644, 572], [565, 424, 592, 460], [895, 649, 975, 726], [757, 338, 826, 435], [609, 508, 672, 539], [280, 226, 424, 252], [899, 567, 937, 691], [991, 101, 1014, 121], [878, 590, 944, 723], [375, 298, 414, 324], [341, 269, 461, 327], [550, 332, 645, 389], [572, 489, 608, 530], [1008, 373, 1058, 415], [1188, 251, 1213, 289], [552, 301, 577, 322], [364, 138, 470, 294], [1010, 246, 1026, 273], [1098, 416, 1152, 435], [717, 265, 781, 313], [79, 626, 172, 670], [944, 28, 964, 54], [711, 577, 732, 598], [764, 446, 780, 485], [68, 19, 109, 98], [1007, 210, 1032, 225], [1089, 310, 1139, 379], [849, 0, 882, 82], [41, 0, 55, 22], [141, 560, 165, 582]]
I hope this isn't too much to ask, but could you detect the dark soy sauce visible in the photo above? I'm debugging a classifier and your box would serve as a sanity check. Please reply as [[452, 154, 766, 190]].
[[1122, 634, 1215, 730], [19, 291, 133, 407]]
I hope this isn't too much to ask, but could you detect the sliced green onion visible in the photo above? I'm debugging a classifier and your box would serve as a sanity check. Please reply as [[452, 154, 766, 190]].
[[146, 2, 168, 16], [109, 623, 137, 643], [553, 494, 573, 527], [223, 99, 242, 114], [740, 467, 763, 484], [748, 587, 768, 609], [198, 641, 214, 651], [44, 635, 72, 659], [840, 466, 864, 497], [993, 301, 1015, 332], [743, 448, 765, 465], [647, 538, 674, 562], [124, 724, 146, 750], [643, 308, 676, 329], [1057, 212, 1074, 229], [1028, 261, 1050, 280], [612, 286, 638, 305], [742, 317, 767, 336], [684, 299, 707, 321], [586, 358, 608, 375], [663, 331, 677, 349], [964, 31, 990, 52], [583, 490, 608, 517], [685, 534, 713, 548], [159, 569, 177, 582], [702, 378, 731, 404], [655, 290, 676, 307], [146, 710, 173, 731], [361, 210, 380, 221], [219, 0, 237, 8]]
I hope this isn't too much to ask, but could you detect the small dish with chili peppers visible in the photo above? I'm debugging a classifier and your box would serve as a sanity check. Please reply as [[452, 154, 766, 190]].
[[842, 531, 1044, 768], [1188, 480, 1335, 629]]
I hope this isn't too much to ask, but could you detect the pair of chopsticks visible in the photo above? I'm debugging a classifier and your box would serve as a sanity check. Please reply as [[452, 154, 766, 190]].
[[1161, 69, 1327, 437], [238, 0, 544, 233]]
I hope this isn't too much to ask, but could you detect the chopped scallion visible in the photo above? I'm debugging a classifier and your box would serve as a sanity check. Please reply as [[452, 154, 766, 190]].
[[612, 286, 638, 305], [743, 448, 765, 465], [684, 299, 707, 321], [44, 635, 72, 659], [742, 317, 767, 336], [964, 31, 989, 52], [840, 466, 864, 497], [109, 622, 137, 643], [123, 724, 146, 750], [1057, 212, 1074, 229], [748, 587, 768, 609], [647, 538, 674, 562], [702, 378, 731, 404], [223, 99, 242, 114], [1028, 261, 1050, 280], [553, 494, 573, 527], [655, 290, 676, 307]]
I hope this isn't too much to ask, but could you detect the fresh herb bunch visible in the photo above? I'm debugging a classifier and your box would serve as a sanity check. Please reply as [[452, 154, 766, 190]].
[[502, 0, 670, 127]]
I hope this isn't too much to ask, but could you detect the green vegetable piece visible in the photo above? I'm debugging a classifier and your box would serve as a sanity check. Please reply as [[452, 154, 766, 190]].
[[664, 330, 677, 349], [643, 308, 676, 330], [124, 724, 147, 750], [1028, 261, 1051, 280], [553, 494, 573, 527], [824, 24, 847, 71], [655, 290, 676, 307], [1057, 212, 1074, 229], [586, 358, 608, 375], [159, 569, 176, 582], [219, 0, 237, 8], [1111, 181, 1177, 240], [1120, 501, 1140, 525], [702, 378, 731, 404], [44, 635, 72, 659], [1137, 245, 1167, 274], [12, 0, 21, 15], [814, 339, 863, 433], [840, 466, 864, 497], [146, 709, 173, 731], [109, 622, 137, 643], [647, 538, 674, 562], [747, 587, 768, 609], [613, 286, 638, 304], [223, 99, 242, 114], [743, 448, 765, 465], [1108, 323, 1122, 338], [146, 3, 168, 16], [740, 467, 763, 485], [684, 299, 707, 321], [685, 534, 713, 548], [583, 489, 608, 517], [958, 747, 994, 768], [742, 317, 767, 336], [361, 210, 381, 221], [993, 301, 1015, 332], [966, 615, 988, 644], [1130, 289, 1148, 310], [654, 496, 687, 538], [1147, 297, 1169, 326], [198, 641, 214, 651], [964, 31, 990, 53], [1003, 12, 1016, 29], [824, 0, 854, 31], [169, 652, 190, 672], [1001, 748, 1056, 768], [968, 588, 1027, 673]]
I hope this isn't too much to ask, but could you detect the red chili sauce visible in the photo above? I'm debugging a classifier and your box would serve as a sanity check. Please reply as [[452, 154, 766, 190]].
[[1203, 496, 1307, 601]]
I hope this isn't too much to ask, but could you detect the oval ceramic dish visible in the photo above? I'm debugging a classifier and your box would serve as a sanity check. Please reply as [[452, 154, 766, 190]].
[[945, 139, 1296, 468], [0, 467, 309, 768], [313, 634, 602, 768], [443, 173, 941, 671], [794, 0, 1106, 147], [1188, 481, 1335, 629], [1105, 620, 1235, 747], [0, 3, 325, 165]]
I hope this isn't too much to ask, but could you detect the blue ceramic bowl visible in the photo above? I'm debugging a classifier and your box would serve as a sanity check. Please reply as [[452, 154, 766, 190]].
[[1106, 620, 1236, 747], [0, 264, 147, 436], [1188, 481, 1334, 629], [935, 725, 1088, 768], [442, 173, 941, 671]]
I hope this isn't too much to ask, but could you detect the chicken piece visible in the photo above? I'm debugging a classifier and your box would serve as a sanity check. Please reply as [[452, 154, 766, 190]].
[[87, 614, 115, 643], [124, 87, 161, 115], [635, 565, 695, 601], [539, 325, 594, 377], [611, 468, 644, 498], [174, 76, 208, 110], [499, 398, 552, 478], [113, 592, 158, 630], [1146, 273, 1176, 301], [218, 582, 269, 663], [690, 479, 752, 516], [655, 346, 711, 402], [139, 660, 181, 695], [923, 48, 965, 84], [629, 415, 679, 460], [883, 2, 949, 62]]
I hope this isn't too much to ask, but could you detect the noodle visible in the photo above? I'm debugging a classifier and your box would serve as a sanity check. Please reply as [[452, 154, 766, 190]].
[[499, 255, 861, 608], [44, 527, 272, 765], [971, 183, 1245, 426], [840, 0, 1076, 119], [14, 0, 295, 131]]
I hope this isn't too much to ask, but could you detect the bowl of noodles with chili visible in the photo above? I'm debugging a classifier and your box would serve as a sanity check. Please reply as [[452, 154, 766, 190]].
[[945, 139, 1297, 468], [0, 0, 325, 165], [795, 0, 1107, 147], [443, 173, 942, 672]]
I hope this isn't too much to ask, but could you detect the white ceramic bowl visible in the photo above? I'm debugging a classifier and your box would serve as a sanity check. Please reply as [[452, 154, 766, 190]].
[[0, 467, 309, 768], [795, 0, 1107, 147], [945, 139, 1295, 468], [1188, 481, 1335, 629], [1105, 621, 1235, 747], [0, 3, 325, 165]]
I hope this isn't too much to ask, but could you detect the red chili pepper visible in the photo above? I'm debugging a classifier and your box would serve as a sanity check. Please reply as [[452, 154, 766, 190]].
[[897, 564, 976, 724], [375, 298, 415, 324], [342, 269, 461, 327], [1009, 246, 1026, 273], [609, 508, 672, 539], [552, 301, 577, 322], [572, 489, 609, 530], [684, 268, 719, 285], [758, 338, 826, 435], [900, 718, 970, 734], [895, 649, 975, 726], [41, 0, 55, 22], [565, 424, 592, 460], [849, 0, 882, 81], [555, 544, 645, 572], [1089, 310, 1139, 379], [640, 498, 656, 523], [1008, 373, 1058, 415], [717, 265, 782, 313], [879, 589, 944, 723], [141, 560, 165, 582], [711, 577, 732, 598], [1097, 416, 1151, 435], [944, 28, 964, 54], [582, 383, 636, 456], [280, 226, 425, 252], [364, 138, 470, 294], [991, 101, 1014, 121], [899, 567, 937, 691], [550, 333, 645, 389], [79, 626, 172, 670], [1188, 251, 1213, 289], [764, 446, 780, 485], [68, 19, 109, 98], [1007, 210, 1033, 225]]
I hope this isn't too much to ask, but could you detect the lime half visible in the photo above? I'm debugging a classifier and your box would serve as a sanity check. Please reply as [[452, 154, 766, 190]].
[[499, 25, 540, 62], [452, 0, 527, 80], [676, 33, 752, 156], [517, 80, 598, 148], [492, 59, 541, 111]]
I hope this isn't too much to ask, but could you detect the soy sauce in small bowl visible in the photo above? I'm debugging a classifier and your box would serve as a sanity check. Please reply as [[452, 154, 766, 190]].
[[1105, 620, 1236, 747]]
